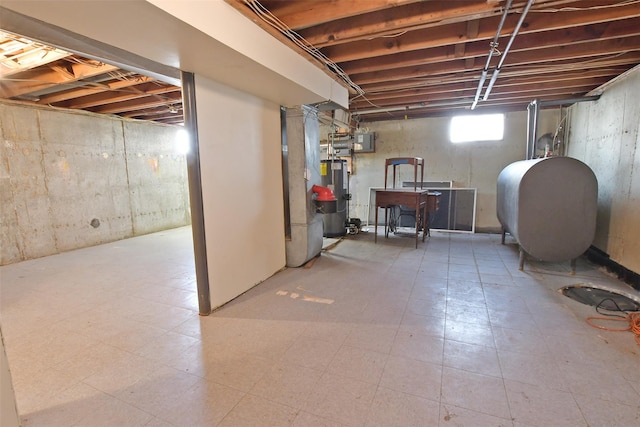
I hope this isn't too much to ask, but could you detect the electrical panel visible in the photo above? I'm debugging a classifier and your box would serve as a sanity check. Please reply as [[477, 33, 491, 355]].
[[321, 132, 375, 157], [320, 145, 351, 158], [353, 133, 375, 152]]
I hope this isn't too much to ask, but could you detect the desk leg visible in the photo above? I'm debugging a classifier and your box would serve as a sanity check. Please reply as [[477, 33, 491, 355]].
[[422, 202, 428, 242], [384, 207, 389, 238], [414, 199, 419, 248], [374, 206, 378, 243]]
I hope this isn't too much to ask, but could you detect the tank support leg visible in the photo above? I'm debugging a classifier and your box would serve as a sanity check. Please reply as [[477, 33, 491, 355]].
[[501, 227, 506, 245], [518, 247, 525, 271], [570, 258, 576, 275]]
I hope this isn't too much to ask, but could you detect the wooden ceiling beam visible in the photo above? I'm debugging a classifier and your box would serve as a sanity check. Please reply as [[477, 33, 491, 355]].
[[357, 59, 635, 93], [58, 83, 179, 109], [298, 0, 496, 46], [355, 90, 596, 122], [36, 75, 156, 105], [340, 17, 640, 75], [0, 60, 119, 98], [350, 75, 610, 108], [88, 91, 182, 115], [120, 103, 181, 116], [351, 80, 607, 110], [322, 3, 640, 63], [253, 0, 424, 30], [301, 1, 614, 47], [124, 107, 183, 122], [351, 38, 640, 86], [0, 48, 72, 78], [350, 79, 606, 111]]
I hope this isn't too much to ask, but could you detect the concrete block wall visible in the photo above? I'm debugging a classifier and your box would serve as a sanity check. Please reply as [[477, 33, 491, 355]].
[[0, 101, 190, 265]]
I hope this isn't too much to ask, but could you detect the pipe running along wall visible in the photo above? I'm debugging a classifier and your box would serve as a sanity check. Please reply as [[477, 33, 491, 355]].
[[526, 95, 601, 160]]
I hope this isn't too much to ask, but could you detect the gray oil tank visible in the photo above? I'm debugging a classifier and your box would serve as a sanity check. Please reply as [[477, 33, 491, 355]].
[[320, 159, 348, 237], [497, 156, 598, 268]]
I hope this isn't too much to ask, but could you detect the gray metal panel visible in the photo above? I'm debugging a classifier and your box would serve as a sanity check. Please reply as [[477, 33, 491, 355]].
[[181, 71, 211, 315], [284, 106, 323, 267]]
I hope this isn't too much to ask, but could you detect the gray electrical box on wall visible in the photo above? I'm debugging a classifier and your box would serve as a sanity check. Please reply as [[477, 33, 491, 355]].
[[353, 133, 375, 152]]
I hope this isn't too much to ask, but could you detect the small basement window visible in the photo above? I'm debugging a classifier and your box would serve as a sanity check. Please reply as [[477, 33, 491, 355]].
[[449, 113, 504, 143]]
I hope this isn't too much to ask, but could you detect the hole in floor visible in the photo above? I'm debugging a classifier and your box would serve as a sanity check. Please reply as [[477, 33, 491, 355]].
[[560, 284, 640, 311]]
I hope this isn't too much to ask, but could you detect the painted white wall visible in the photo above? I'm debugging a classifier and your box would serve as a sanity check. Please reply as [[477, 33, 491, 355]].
[[194, 75, 286, 309], [328, 110, 560, 232], [566, 66, 640, 273], [147, 0, 348, 108]]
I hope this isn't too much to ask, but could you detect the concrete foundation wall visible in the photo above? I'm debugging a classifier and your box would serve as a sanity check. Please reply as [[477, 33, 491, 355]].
[[566, 66, 640, 274], [323, 109, 559, 232], [0, 101, 190, 265], [1, 327, 19, 427]]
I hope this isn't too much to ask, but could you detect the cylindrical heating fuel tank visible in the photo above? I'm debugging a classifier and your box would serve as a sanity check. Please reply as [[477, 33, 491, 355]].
[[497, 156, 598, 264]]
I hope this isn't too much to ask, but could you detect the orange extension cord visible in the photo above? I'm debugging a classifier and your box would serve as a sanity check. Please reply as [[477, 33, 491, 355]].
[[586, 312, 640, 345]]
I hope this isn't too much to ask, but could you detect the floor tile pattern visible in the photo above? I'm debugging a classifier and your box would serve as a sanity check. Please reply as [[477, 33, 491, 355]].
[[1, 226, 639, 426]]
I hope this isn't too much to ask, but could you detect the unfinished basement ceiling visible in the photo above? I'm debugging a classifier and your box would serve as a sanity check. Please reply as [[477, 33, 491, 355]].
[[229, 0, 640, 123], [2, 0, 640, 125], [0, 31, 184, 125]]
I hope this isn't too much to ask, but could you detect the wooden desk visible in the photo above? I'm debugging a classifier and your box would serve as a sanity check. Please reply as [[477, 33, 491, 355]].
[[374, 189, 440, 248]]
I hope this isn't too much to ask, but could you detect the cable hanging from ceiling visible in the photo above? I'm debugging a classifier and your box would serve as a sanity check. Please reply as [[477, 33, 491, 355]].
[[243, 0, 365, 97]]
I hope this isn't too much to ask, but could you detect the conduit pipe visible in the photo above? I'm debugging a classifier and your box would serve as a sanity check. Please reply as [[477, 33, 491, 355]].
[[539, 95, 600, 107], [483, 0, 535, 102], [355, 99, 471, 116], [471, 0, 513, 110], [526, 99, 539, 160], [526, 95, 600, 160]]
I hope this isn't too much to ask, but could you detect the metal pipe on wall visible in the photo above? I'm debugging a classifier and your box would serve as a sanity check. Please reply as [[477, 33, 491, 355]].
[[526, 95, 600, 159], [471, 0, 513, 110], [483, 0, 536, 101], [540, 95, 601, 107], [526, 99, 539, 160], [181, 71, 212, 316]]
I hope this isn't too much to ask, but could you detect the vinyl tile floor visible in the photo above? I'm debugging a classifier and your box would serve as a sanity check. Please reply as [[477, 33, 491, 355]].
[[1, 226, 639, 427]]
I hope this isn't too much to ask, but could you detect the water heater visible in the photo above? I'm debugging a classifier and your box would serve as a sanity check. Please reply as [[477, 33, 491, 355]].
[[320, 159, 348, 237]]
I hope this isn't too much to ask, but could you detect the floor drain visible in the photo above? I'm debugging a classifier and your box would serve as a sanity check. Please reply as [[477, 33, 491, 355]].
[[560, 284, 640, 311]]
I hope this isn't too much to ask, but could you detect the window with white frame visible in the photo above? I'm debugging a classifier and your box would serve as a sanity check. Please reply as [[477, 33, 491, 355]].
[[449, 113, 505, 143]]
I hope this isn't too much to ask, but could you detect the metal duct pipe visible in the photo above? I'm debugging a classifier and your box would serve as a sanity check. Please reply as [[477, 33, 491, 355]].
[[471, 0, 513, 110], [356, 98, 471, 115], [526, 95, 599, 159], [526, 99, 539, 160], [483, 0, 535, 101], [539, 95, 601, 107]]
